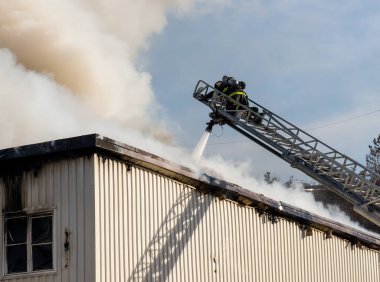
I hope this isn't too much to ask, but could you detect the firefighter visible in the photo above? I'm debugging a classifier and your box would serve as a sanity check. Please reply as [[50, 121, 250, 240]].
[[201, 75, 263, 124], [220, 76, 264, 124], [221, 75, 249, 119], [203, 80, 225, 100]]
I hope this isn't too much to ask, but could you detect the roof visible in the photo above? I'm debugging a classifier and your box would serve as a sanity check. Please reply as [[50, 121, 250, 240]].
[[1, 133, 379, 249]]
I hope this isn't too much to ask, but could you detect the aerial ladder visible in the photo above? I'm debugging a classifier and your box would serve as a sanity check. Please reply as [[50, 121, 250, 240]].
[[193, 80, 380, 229]]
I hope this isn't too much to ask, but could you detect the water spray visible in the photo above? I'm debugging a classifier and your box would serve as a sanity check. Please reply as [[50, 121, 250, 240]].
[[192, 119, 218, 160]]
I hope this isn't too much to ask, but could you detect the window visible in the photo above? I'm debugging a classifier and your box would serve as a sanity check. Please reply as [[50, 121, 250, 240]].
[[5, 213, 53, 274]]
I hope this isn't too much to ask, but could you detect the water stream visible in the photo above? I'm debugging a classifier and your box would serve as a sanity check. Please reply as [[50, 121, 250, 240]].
[[192, 131, 211, 160]]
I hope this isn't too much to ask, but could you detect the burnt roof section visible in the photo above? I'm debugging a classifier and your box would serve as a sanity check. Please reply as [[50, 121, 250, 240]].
[[0, 133, 380, 249]]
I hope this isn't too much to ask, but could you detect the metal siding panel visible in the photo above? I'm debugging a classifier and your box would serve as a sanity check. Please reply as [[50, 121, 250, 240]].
[[116, 162, 124, 282], [262, 215, 270, 282], [336, 237, 343, 282], [84, 156, 95, 282], [168, 180, 178, 282], [142, 169, 149, 280], [219, 200, 228, 280], [96, 157, 102, 282], [221, 201, 228, 281], [87, 156, 380, 282], [242, 207, 248, 281], [197, 193, 204, 282], [213, 198, 220, 282], [227, 202, 234, 281], [103, 158, 109, 282], [26, 172, 32, 209], [40, 165, 47, 207], [337, 237, 344, 282], [252, 209, 260, 282], [277, 219, 284, 282], [306, 233, 313, 282], [317, 230, 324, 282], [60, 160, 69, 282], [130, 166, 137, 279], [248, 208, 255, 281], [29, 172, 36, 208], [254, 211, 262, 282], [239, 207, 245, 281], [52, 161, 62, 282], [76, 158, 85, 282], [244, 207, 251, 280], [68, 159, 77, 282], [47, 163, 55, 209], [269, 218, 276, 282], [114, 162, 121, 282], [232, 203, 239, 281], [122, 163, 129, 282], [230, 202, 237, 281], [341, 238, 348, 282], [126, 163, 133, 278], [105, 158, 110, 282], [108, 159, 115, 282], [286, 220, 294, 281], [189, 187, 197, 282], [115, 161, 121, 282], [355, 245, 361, 281], [164, 177, 172, 280]]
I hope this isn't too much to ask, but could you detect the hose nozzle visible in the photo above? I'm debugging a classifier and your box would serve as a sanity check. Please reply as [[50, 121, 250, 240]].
[[205, 120, 215, 133]]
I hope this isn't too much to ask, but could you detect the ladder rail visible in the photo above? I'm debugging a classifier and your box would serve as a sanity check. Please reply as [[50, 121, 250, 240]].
[[256, 112, 380, 205], [256, 122, 377, 203], [250, 98, 377, 180], [194, 80, 380, 210], [217, 108, 374, 207]]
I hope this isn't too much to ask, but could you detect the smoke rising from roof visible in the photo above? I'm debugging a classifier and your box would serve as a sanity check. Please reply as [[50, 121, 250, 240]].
[[0, 0, 193, 146], [0, 1, 377, 236]]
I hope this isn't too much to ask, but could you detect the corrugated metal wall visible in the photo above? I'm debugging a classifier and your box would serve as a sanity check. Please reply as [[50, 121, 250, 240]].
[[0, 157, 95, 282], [1, 154, 379, 282], [94, 155, 380, 282]]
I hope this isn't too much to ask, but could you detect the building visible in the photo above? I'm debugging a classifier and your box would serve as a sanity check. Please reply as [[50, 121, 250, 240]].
[[0, 134, 379, 281]]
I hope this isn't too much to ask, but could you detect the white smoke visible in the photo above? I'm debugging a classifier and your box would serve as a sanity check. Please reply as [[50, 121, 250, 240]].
[[0, 1, 377, 237], [0, 0, 199, 146]]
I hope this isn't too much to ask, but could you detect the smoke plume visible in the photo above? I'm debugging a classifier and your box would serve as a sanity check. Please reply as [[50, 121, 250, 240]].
[[0, 0, 201, 146]]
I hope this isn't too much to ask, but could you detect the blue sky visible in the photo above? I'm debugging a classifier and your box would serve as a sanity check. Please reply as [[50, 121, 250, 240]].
[[143, 1, 380, 181]]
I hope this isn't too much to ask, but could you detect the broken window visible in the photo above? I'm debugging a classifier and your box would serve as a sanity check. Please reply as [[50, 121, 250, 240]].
[[5, 213, 53, 274]]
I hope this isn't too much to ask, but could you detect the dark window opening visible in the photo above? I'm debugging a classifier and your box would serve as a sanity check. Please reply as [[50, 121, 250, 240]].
[[32, 216, 53, 243], [7, 217, 27, 244], [32, 244, 53, 271], [32, 216, 53, 271], [6, 217, 27, 274], [7, 244, 27, 273]]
